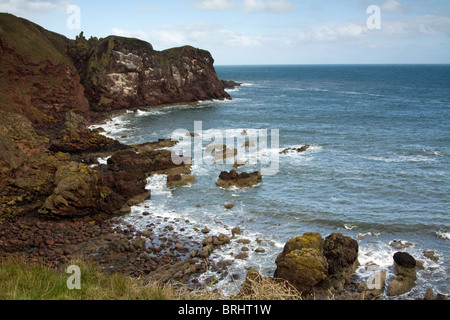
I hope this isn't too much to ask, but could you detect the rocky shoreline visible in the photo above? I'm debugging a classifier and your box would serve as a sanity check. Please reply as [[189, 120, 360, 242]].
[[0, 13, 448, 301], [1, 108, 448, 300]]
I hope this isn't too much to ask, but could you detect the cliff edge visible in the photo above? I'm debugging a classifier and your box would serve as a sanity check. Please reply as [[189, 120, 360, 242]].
[[0, 13, 230, 138]]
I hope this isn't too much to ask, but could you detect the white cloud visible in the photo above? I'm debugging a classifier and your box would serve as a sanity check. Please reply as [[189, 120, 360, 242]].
[[192, 0, 294, 13], [149, 22, 262, 50], [381, 0, 404, 13], [378, 15, 450, 38], [243, 0, 294, 13], [111, 27, 149, 41], [193, 0, 236, 11], [0, 0, 70, 15], [297, 22, 367, 42]]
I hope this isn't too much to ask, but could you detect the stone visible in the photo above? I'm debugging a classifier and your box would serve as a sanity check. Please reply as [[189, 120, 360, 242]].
[[423, 250, 439, 262], [216, 170, 262, 189], [424, 288, 435, 300], [212, 148, 238, 162], [323, 233, 359, 276], [280, 145, 311, 154], [274, 248, 328, 294], [393, 252, 417, 280], [235, 252, 249, 260], [387, 276, 416, 296], [167, 175, 195, 188], [231, 227, 242, 237], [393, 252, 416, 268]]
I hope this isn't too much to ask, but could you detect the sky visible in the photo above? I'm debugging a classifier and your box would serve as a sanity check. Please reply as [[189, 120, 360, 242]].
[[1, 0, 450, 65]]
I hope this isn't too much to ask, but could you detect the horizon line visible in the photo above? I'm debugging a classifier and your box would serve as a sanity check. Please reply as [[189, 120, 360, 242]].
[[215, 63, 450, 67]]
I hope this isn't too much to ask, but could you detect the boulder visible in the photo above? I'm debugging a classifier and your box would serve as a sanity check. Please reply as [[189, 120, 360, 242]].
[[274, 232, 360, 298], [387, 252, 417, 296], [39, 162, 111, 217], [387, 276, 416, 297], [274, 248, 328, 294], [280, 145, 311, 154], [216, 169, 262, 189], [212, 148, 238, 162], [167, 174, 195, 188], [323, 233, 359, 276], [276, 232, 323, 263], [393, 251, 417, 280]]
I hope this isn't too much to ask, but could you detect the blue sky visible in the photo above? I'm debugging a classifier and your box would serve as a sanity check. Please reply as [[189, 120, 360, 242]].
[[1, 0, 450, 65]]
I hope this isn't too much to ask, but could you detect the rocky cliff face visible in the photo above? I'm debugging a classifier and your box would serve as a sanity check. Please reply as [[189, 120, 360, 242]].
[[0, 13, 229, 221], [0, 14, 90, 139], [0, 13, 230, 136], [70, 35, 230, 111]]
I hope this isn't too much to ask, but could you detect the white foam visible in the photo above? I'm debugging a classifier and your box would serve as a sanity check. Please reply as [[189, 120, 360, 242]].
[[97, 156, 111, 165], [363, 155, 436, 163], [436, 229, 450, 240], [145, 174, 172, 198], [135, 109, 165, 117]]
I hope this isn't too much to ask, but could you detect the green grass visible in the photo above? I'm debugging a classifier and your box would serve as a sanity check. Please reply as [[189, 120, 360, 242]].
[[0, 258, 302, 301], [0, 258, 183, 300], [0, 13, 73, 65]]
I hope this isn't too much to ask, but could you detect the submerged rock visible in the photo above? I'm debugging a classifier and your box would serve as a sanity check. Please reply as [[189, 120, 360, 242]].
[[167, 174, 195, 188], [280, 145, 311, 154]]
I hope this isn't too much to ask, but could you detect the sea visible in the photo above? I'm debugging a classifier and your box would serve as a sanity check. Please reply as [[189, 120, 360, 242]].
[[91, 65, 450, 299]]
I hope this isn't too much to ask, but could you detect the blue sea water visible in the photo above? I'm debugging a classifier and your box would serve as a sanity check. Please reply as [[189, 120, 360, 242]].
[[94, 65, 450, 299]]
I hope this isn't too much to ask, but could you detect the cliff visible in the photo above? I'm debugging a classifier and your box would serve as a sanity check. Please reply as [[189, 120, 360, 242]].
[[69, 35, 230, 111], [0, 13, 230, 137], [0, 13, 229, 221], [0, 13, 90, 139]]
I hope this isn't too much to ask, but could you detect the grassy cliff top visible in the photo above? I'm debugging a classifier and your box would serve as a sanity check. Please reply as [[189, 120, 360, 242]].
[[0, 13, 72, 65]]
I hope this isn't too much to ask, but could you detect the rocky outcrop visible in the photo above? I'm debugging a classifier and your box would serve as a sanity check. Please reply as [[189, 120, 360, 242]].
[[70, 34, 230, 112], [0, 110, 69, 220], [0, 14, 90, 140], [49, 111, 125, 153], [387, 252, 417, 296], [280, 145, 311, 154], [221, 80, 242, 89], [216, 169, 262, 189], [1, 13, 231, 141], [167, 175, 196, 188], [274, 232, 359, 298]]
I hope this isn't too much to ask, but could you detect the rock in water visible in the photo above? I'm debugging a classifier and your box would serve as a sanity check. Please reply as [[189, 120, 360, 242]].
[[387, 252, 417, 296], [216, 170, 262, 189]]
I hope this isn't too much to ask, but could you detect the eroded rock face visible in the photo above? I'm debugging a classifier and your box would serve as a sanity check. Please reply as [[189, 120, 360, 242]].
[[0, 14, 90, 140], [71, 35, 231, 111], [1, 13, 231, 143], [39, 162, 105, 217], [49, 111, 125, 153]]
